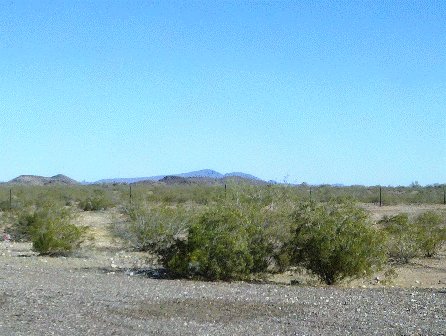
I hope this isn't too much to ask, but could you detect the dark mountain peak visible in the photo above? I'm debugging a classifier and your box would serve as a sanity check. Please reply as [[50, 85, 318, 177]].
[[160, 175, 192, 185]]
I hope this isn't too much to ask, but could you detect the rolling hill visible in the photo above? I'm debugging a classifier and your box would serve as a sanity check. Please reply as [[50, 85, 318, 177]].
[[7, 174, 79, 186]]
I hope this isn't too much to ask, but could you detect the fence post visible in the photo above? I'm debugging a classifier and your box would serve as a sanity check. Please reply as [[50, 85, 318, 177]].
[[309, 187, 312, 201], [129, 185, 132, 204], [9, 189, 12, 210], [379, 186, 382, 207]]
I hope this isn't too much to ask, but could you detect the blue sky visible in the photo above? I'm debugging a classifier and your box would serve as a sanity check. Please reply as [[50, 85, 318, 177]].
[[0, 1, 445, 185]]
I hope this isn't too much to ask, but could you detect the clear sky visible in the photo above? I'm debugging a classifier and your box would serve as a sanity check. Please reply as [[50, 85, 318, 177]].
[[0, 1, 445, 185]]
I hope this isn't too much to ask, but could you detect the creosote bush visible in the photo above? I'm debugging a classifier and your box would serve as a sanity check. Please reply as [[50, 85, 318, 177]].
[[380, 211, 446, 262], [289, 200, 387, 285], [79, 190, 114, 211], [161, 204, 271, 281], [79, 196, 113, 211], [380, 214, 420, 263], [27, 204, 88, 256], [13, 209, 39, 241], [112, 203, 191, 252], [414, 211, 446, 257]]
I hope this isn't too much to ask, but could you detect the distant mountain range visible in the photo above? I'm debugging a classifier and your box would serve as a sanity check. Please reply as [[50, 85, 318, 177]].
[[2, 170, 263, 185], [95, 169, 262, 184]]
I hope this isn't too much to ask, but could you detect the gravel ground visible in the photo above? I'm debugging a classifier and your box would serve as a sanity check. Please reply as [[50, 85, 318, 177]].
[[1, 252, 445, 336]]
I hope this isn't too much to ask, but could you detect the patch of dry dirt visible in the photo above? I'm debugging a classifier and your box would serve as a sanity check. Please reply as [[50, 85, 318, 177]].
[[361, 203, 446, 222], [74, 209, 125, 250]]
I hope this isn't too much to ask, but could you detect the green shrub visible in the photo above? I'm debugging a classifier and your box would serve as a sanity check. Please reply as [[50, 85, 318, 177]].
[[0, 200, 12, 212], [13, 209, 38, 241], [380, 213, 420, 263], [112, 203, 190, 252], [79, 191, 114, 211], [161, 204, 271, 281], [290, 200, 387, 285], [414, 211, 446, 257], [28, 205, 88, 256], [253, 202, 295, 273]]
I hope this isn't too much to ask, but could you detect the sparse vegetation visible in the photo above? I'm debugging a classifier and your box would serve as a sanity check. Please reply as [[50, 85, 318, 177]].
[[0, 182, 445, 285]]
